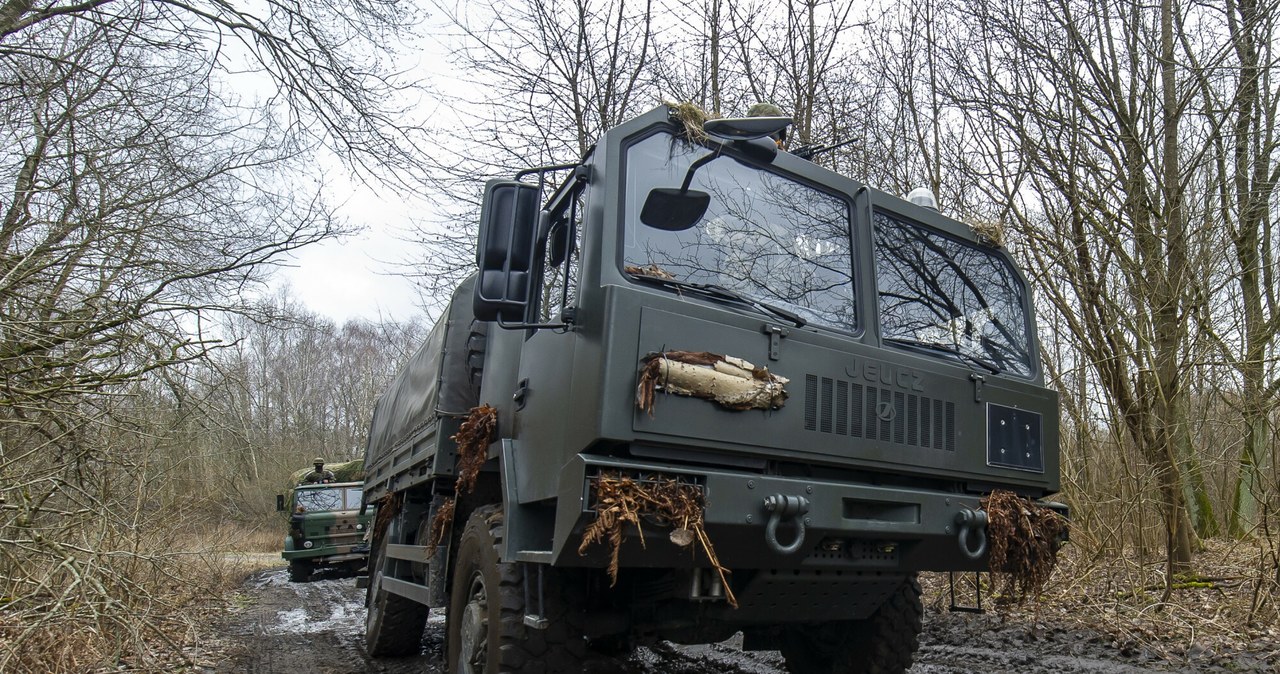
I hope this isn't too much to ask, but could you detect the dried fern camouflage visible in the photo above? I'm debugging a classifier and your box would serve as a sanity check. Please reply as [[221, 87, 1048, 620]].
[[579, 471, 737, 608]]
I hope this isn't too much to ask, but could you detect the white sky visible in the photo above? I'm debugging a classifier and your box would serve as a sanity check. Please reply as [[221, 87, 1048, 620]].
[[278, 183, 427, 324], [270, 27, 463, 325]]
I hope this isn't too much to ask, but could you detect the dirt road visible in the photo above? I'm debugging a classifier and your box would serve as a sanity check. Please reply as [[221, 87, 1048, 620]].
[[217, 567, 1259, 673]]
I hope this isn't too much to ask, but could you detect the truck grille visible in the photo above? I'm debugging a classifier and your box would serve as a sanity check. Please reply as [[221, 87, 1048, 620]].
[[804, 374, 954, 451]]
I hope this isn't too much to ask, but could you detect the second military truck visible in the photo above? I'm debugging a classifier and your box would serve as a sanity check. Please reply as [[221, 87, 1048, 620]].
[[360, 105, 1061, 673], [279, 481, 372, 582]]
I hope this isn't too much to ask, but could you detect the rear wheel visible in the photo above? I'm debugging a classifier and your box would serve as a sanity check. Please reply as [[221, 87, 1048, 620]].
[[447, 504, 594, 673], [287, 559, 313, 583], [365, 527, 431, 656], [780, 575, 923, 674]]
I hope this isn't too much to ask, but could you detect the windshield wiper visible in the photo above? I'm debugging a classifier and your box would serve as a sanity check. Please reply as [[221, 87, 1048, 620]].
[[628, 274, 806, 327], [885, 336, 1002, 374]]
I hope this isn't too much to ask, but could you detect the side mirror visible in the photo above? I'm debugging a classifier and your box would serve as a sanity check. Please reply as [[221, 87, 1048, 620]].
[[276, 494, 285, 512], [474, 180, 541, 323], [640, 188, 711, 231]]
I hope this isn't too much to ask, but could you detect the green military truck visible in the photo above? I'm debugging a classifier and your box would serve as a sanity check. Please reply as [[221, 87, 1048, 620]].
[[361, 105, 1063, 673], [279, 481, 373, 582]]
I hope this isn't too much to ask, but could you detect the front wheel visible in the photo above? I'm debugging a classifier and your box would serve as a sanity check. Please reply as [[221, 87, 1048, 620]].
[[447, 504, 594, 673], [287, 559, 313, 583], [780, 575, 923, 674]]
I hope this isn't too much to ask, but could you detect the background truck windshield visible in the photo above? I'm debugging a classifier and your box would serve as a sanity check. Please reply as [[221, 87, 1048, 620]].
[[623, 132, 856, 331], [874, 211, 1033, 377], [295, 487, 362, 512]]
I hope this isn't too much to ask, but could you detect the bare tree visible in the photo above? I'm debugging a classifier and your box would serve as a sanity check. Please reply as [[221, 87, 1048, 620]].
[[1184, 0, 1280, 538], [935, 0, 1256, 572], [727, 0, 863, 147], [0, 0, 425, 665], [399, 0, 660, 311], [1, 0, 428, 177]]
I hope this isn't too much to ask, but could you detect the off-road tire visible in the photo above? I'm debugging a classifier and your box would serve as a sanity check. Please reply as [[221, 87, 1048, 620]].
[[780, 574, 923, 674], [447, 504, 592, 673], [365, 532, 431, 656], [287, 559, 313, 583]]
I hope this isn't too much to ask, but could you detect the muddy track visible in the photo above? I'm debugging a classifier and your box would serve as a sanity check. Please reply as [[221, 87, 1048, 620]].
[[218, 568, 1260, 673]]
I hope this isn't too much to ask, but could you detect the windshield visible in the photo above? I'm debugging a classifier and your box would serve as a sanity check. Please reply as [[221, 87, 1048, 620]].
[[873, 211, 1033, 377], [622, 132, 856, 331], [295, 487, 362, 512]]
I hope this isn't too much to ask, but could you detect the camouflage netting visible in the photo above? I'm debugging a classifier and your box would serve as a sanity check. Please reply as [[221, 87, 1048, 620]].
[[982, 489, 1069, 605], [285, 459, 364, 490], [578, 471, 737, 608]]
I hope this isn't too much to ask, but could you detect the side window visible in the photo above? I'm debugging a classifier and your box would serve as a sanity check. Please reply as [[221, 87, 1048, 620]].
[[538, 186, 587, 321]]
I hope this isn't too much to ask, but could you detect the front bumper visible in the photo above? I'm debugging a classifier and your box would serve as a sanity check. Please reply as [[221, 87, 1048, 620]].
[[281, 542, 370, 563], [551, 454, 1010, 572]]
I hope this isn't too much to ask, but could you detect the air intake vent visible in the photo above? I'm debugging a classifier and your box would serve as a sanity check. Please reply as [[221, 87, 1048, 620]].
[[804, 374, 954, 451]]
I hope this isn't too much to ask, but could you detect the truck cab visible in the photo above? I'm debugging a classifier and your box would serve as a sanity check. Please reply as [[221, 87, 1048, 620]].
[[280, 481, 372, 582], [361, 105, 1061, 673]]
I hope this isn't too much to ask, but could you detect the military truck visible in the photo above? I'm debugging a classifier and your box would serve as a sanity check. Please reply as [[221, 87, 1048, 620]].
[[360, 105, 1063, 673], [278, 481, 372, 582]]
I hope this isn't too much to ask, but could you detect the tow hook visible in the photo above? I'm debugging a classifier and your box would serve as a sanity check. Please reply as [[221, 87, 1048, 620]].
[[955, 507, 989, 560], [762, 494, 810, 555]]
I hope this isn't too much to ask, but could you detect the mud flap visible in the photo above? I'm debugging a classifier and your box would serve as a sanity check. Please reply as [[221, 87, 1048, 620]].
[[426, 493, 453, 607]]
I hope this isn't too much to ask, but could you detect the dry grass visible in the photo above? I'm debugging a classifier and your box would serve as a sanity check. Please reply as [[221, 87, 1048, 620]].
[[663, 100, 709, 144], [192, 521, 282, 554], [0, 518, 285, 673], [922, 536, 1280, 663]]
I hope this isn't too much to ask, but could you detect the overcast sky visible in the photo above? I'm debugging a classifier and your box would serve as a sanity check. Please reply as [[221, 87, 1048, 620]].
[[280, 227, 423, 324], [271, 31, 457, 325]]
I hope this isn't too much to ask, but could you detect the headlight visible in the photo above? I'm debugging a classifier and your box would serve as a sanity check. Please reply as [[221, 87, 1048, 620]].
[[356, 523, 364, 530], [303, 540, 314, 549]]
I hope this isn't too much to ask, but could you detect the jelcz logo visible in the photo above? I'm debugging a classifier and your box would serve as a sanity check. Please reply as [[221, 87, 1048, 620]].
[[876, 401, 897, 422], [844, 359, 925, 392]]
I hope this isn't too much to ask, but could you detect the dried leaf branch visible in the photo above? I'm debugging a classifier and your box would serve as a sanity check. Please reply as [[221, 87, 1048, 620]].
[[983, 489, 1069, 605], [428, 404, 498, 556], [370, 492, 403, 548], [426, 498, 455, 557], [452, 404, 497, 495], [578, 471, 737, 608]]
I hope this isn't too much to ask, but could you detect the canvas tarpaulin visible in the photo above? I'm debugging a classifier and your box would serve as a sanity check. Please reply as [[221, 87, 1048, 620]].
[[364, 275, 484, 465]]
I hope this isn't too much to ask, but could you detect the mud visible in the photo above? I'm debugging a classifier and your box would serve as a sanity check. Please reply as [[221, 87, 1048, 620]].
[[218, 566, 1271, 673]]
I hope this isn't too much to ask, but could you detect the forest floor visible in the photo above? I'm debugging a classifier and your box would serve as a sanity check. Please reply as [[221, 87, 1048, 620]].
[[208, 538, 1280, 673]]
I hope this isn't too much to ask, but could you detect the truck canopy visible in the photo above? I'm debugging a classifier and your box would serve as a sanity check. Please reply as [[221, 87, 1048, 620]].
[[364, 275, 482, 468]]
